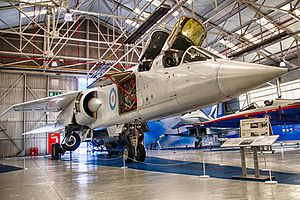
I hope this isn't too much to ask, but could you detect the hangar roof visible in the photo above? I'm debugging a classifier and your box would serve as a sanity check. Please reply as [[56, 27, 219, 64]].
[[0, 0, 299, 75]]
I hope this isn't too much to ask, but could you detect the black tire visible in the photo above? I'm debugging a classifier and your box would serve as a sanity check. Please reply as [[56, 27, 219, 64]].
[[62, 133, 81, 151], [51, 143, 61, 160], [135, 143, 146, 162], [123, 144, 135, 163]]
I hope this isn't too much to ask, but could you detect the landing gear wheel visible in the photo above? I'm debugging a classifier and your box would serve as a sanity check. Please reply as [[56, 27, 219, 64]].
[[62, 133, 81, 151], [123, 144, 135, 163], [135, 144, 146, 162], [51, 143, 62, 160]]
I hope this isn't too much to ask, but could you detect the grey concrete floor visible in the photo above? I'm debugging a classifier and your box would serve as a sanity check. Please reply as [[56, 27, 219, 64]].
[[1, 147, 300, 200]]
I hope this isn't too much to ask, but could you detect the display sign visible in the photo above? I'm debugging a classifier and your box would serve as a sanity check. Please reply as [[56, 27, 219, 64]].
[[240, 116, 272, 138], [221, 135, 279, 147], [48, 132, 61, 154]]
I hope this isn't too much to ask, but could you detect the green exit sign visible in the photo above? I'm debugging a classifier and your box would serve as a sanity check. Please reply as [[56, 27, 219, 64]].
[[49, 91, 62, 97]]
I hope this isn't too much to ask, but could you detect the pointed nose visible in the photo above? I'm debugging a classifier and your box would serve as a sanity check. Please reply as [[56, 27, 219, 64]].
[[217, 60, 288, 97]]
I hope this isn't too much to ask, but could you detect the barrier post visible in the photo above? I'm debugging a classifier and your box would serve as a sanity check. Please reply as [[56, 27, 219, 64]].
[[121, 154, 128, 169], [265, 169, 278, 184], [200, 155, 210, 178], [23, 157, 27, 170], [219, 151, 225, 166]]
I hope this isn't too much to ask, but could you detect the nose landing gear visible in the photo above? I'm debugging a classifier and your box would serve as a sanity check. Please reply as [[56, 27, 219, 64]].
[[62, 132, 81, 152]]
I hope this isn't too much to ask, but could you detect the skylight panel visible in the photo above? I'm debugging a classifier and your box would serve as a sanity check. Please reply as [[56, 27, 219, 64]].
[[133, 8, 150, 19], [219, 39, 243, 52], [146, 0, 161, 7], [256, 17, 277, 33], [125, 19, 140, 28], [205, 47, 227, 59], [20, 8, 48, 18], [281, 3, 300, 20], [235, 29, 261, 44]]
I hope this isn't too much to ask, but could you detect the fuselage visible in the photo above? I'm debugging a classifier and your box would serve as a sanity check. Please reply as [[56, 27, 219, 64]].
[[79, 54, 287, 129]]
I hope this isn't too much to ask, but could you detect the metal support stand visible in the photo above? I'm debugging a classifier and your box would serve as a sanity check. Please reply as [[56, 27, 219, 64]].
[[232, 146, 272, 181], [241, 147, 247, 176], [261, 152, 269, 171], [253, 147, 259, 178], [70, 151, 72, 161], [200, 155, 210, 178]]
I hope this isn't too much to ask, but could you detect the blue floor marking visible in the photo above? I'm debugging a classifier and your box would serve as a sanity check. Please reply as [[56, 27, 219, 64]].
[[0, 164, 22, 173], [61, 154, 300, 185]]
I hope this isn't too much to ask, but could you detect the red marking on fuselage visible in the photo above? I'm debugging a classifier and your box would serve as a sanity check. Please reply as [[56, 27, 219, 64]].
[[202, 102, 300, 125]]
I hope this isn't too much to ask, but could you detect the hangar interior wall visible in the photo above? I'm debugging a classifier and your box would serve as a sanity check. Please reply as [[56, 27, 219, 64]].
[[0, 72, 77, 157], [239, 79, 300, 108]]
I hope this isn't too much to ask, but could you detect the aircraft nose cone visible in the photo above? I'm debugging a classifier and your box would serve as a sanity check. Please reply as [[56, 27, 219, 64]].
[[217, 61, 288, 98], [88, 98, 102, 113]]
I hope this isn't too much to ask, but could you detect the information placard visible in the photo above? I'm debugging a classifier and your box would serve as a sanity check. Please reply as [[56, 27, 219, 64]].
[[240, 116, 272, 138]]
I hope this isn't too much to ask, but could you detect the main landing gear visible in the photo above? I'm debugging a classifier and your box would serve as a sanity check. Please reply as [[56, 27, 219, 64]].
[[100, 124, 147, 163], [118, 123, 147, 163]]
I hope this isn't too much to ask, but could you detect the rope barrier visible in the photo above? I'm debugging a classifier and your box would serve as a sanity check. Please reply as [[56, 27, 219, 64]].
[[92, 155, 123, 161], [126, 157, 192, 166]]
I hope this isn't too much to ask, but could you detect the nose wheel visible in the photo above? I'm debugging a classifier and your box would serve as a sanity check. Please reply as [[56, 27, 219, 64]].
[[62, 132, 81, 151]]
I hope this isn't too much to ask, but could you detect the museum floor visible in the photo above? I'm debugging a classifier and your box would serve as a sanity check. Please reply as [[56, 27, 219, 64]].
[[1, 146, 300, 200]]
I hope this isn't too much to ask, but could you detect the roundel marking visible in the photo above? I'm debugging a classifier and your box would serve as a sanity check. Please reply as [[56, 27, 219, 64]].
[[109, 88, 117, 110]]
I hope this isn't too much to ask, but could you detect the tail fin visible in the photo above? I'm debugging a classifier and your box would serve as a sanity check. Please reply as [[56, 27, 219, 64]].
[[201, 103, 225, 119], [202, 98, 240, 119]]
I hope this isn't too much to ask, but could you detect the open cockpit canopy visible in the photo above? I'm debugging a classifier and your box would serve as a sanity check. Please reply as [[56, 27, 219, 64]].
[[162, 16, 207, 52], [139, 30, 170, 62], [138, 16, 207, 71]]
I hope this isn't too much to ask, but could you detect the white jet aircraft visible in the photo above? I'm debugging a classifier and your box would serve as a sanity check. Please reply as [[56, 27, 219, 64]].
[[0, 17, 288, 162]]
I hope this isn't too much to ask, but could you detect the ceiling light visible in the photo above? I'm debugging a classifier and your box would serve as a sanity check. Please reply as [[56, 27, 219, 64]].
[[51, 61, 58, 67], [64, 13, 73, 22], [187, 0, 193, 5], [125, 19, 140, 28], [280, 61, 286, 67], [172, 11, 179, 17], [146, 0, 161, 7]]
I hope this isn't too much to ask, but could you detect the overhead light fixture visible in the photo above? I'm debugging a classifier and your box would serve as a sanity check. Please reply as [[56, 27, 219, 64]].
[[146, 0, 161, 7], [280, 60, 286, 67], [64, 12, 73, 22], [186, 0, 193, 4], [51, 60, 58, 67], [172, 11, 179, 17]]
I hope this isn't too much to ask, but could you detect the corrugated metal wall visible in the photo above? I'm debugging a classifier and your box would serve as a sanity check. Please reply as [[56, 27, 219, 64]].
[[0, 72, 77, 157]]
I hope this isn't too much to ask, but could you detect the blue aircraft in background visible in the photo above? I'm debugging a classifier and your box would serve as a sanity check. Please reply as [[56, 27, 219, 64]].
[[144, 98, 300, 149]]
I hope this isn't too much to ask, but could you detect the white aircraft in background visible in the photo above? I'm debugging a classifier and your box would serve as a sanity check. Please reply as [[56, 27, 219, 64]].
[[0, 17, 288, 162]]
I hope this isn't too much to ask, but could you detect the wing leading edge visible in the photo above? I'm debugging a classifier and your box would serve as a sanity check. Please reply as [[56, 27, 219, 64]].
[[0, 91, 79, 118]]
